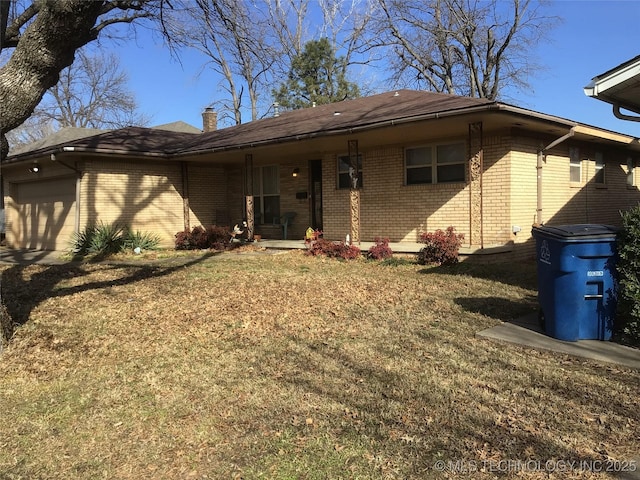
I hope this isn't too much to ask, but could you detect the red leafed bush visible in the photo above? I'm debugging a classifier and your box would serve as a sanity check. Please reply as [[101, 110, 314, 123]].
[[175, 225, 232, 250], [367, 237, 393, 260], [417, 227, 464, 265], [306, 238, 361, 260]]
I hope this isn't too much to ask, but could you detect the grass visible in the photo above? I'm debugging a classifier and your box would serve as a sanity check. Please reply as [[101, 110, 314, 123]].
[[0, 249, 638, 479]]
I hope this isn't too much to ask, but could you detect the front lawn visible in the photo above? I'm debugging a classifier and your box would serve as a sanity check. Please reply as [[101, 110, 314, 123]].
[[0, 250, 637, 479]]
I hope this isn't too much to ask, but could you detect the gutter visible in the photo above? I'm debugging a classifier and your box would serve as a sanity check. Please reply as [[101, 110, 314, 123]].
[[4, 145, 172, 165]]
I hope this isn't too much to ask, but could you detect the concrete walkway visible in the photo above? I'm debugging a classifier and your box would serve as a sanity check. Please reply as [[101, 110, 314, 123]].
[[478, 312, 640, 370], [0, 248, 69, 265]]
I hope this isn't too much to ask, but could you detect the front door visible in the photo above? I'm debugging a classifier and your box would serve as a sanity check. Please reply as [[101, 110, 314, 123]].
[[309, 159, 323, 230]]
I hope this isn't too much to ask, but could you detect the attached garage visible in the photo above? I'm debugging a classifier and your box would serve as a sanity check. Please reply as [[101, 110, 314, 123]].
[[9, 176, 77, 250]]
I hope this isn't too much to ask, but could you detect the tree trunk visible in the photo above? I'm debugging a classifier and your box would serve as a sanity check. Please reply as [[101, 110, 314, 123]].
[[0, 0, 104, 161]]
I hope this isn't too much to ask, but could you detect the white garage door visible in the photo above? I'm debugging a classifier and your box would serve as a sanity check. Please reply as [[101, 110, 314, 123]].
[[12, 177, 77, 251]]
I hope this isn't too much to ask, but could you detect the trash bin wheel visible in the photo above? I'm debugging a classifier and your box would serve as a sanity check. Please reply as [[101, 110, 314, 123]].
[[538, 309, 545, 330]]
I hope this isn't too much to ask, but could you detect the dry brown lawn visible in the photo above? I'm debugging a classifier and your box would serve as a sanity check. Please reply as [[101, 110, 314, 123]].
[[0, 248, 638, 479]]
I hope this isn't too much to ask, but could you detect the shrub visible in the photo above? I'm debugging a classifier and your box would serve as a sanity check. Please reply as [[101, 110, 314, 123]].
[[417, 226, 464, 266], [72, 222, 161, 257], [71, 225, 97, 256], [306, 238, 361, 260], [367, 237, 393, 260], [174, 229, 193, 250], [122, 228, 160, 252], [174, 225, 232, 251], [71, 222, 124, 256], [204, 225, 233, 250], [616, 205, 640, 346]]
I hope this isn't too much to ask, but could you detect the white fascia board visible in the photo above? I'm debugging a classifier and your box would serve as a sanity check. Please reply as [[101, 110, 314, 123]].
[[584, 59, 640, 97]]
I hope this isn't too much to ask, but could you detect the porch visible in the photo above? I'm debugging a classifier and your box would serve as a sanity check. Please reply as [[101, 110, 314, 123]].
[[251, 239, 515, 257]]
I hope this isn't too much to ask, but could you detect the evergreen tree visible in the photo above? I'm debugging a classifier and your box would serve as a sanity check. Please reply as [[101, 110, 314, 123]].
[[273, 38, 360, 110]]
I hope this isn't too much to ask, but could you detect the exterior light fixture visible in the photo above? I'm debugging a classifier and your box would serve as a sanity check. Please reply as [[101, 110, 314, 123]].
[[29, 164, 40, 173], [292, 168, 300, 177]]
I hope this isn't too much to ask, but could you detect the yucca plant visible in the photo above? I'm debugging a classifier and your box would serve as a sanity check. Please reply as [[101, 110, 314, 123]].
[[88, 222, 125, 255], [71, 222, 125, 257], [71, 224, 98, 256], [122, 228, 160, 252]]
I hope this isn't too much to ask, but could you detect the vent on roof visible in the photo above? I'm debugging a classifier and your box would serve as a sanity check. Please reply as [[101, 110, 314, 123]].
[[273, 102, 280, 118]]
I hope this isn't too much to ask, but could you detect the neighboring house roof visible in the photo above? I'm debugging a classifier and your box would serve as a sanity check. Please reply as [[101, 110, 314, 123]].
[[584, 55, 640, 117], [5, 90, 640, 164], [8, 126, 107, 156], [151, 121, 202, 134]]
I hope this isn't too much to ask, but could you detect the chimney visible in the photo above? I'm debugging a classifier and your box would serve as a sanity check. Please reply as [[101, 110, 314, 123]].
[[202, 107, 217, 132]]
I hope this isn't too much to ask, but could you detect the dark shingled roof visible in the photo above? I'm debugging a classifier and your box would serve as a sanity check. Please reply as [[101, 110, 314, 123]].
[[8, 127, 108, 156], [3, 90, 501, 161], [177, 90, 494, 154]]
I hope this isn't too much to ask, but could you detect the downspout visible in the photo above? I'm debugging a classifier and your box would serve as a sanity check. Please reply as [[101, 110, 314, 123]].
[[181, 162, 190, 231], [536, 128, 576, 225], [75, 171, 81, 234], [613, 104, 640, 122]]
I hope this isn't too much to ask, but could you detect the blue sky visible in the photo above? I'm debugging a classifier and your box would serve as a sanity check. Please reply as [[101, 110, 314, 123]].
[[113, 0, 640, 136]]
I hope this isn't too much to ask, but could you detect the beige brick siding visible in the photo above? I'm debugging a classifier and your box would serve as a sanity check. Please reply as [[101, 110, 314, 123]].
[[509, 134, 640, 259], [224, 166, 245, 226], [5, 126, 640, 257], [480, 135, 513, 246], [187, 164, 226, 228], [80, 158, 184, 247]]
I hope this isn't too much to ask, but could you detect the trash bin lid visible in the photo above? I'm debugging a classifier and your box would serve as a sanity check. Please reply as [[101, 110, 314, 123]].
[[532, 224, 618, 240]]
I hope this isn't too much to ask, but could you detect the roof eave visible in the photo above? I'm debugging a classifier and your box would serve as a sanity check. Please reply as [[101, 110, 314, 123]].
[[4, 145, 173, 165]]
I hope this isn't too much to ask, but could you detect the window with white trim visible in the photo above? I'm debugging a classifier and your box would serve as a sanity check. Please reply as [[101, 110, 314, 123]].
[[405, 141, 466, 185], [569, 147, 581, 182], [253, 165, 280, 223], [594, 151, 605, 184]]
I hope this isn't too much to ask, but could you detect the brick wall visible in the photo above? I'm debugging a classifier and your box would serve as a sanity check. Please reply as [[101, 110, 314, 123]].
[[80, 158, 184, 247], [187, 164, 226, 228], [5, 127, 640, 256], [508, 134, 640, 260], [321, 144, 481, 245]]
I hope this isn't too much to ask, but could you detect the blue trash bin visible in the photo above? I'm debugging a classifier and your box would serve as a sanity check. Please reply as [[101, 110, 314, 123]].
[[531, 224, 618, 342]]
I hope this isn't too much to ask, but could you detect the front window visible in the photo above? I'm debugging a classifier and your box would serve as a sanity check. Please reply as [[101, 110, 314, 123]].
[[405, 141, 466, 185], [338, 154, 363, 189], [627, 157, 635, 187], [253, 165, 280, 223]]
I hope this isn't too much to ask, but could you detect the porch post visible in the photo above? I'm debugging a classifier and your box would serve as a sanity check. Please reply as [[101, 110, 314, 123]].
[[468, 122, 483, 248], [244, 154, 254, 240], [348, 140, 360, 244]]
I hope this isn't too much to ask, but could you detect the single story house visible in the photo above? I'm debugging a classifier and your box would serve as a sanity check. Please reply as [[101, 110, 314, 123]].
[[3, 89, 640, 259]]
